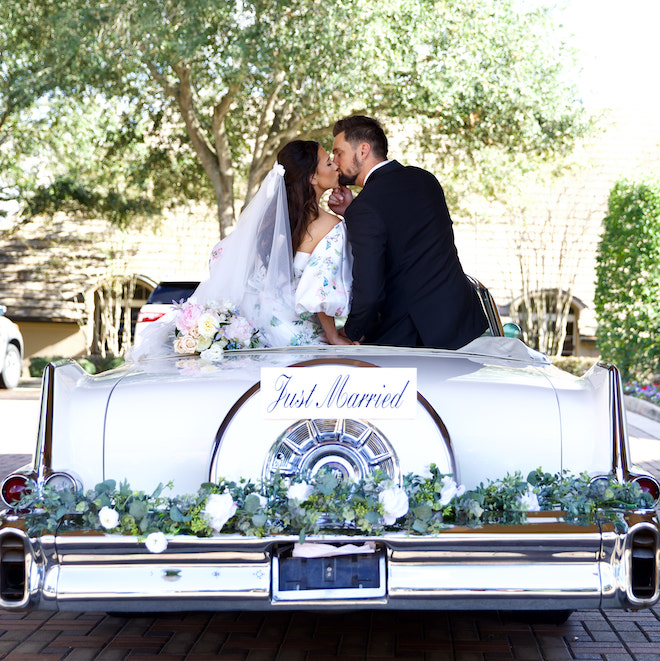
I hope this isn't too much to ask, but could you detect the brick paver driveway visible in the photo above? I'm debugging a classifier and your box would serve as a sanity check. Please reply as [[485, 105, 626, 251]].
[[1, 607, 660, 660]]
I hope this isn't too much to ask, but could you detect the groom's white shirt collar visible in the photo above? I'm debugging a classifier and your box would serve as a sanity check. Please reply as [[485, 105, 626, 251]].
[[363, 160, 391, 186]]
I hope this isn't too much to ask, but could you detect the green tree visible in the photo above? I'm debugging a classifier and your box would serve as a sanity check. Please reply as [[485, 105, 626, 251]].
[[595, 179, 660, 380], [2, 0, 589, 237]]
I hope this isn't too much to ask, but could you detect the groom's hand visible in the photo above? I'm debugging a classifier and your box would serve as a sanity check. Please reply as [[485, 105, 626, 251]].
[[328, 185, 353, 217]]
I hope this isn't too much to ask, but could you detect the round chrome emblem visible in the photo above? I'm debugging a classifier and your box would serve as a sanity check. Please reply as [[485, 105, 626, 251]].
[[263, 418, 400, 485]]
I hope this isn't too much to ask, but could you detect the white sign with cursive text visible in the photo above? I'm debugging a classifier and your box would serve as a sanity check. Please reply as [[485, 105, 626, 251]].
[[261, 367, 417, 420]]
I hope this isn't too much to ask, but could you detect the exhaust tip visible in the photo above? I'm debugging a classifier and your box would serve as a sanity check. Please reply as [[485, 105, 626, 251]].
[[630, 525, 659, 600], [0, 532, 27, 604]]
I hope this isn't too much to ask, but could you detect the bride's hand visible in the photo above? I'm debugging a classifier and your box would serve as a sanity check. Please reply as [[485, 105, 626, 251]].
[[328, 186, 353, 217], [328, 334, 356, 346], [326, 328, 357, 346]]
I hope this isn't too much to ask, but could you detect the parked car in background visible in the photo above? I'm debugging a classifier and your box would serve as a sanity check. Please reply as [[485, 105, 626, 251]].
[[0, 281, 658, 620], [0, 304, 24, 389], [133, 281, 199, 341]]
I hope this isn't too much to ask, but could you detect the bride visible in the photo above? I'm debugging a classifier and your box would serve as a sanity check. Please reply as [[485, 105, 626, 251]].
[[129, 140, 353, 360]]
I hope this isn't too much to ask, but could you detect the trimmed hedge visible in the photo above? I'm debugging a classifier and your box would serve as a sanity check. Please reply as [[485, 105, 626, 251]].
[[595, 179, 660, 381]]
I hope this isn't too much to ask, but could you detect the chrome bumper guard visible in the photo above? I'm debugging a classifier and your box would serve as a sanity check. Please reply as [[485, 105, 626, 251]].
[[1, 513, 659, 613]]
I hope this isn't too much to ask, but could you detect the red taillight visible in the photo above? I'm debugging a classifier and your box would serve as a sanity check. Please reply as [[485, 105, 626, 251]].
[[137, 311, 166, 323], [1, 476, 30, 506], [633, 476, 660, 503]]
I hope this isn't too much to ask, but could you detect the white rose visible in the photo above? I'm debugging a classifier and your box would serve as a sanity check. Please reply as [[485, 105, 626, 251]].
[[200, 343, 224, 362], [173, 334, 198, 354], [519, 487, 540, 512], [144, 531, 168, 554], [287, 481, 314, 502], [197, 312, 219, 338], [379, 486, 409, 525], [98, 506, 119, 530], [196, 335, 213, 352], [439, 477, 465, 506], [203, 493, 238, 533]]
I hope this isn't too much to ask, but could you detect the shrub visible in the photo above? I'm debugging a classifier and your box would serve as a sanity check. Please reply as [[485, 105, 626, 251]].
[[28, 355, 125, 378], [595, 179, 660, 381], [28, 357, 52, 378], [552, 356, 598, 377]]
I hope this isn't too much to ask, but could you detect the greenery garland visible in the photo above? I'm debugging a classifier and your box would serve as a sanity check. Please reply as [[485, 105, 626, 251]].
[[9, 466, 655, 545]]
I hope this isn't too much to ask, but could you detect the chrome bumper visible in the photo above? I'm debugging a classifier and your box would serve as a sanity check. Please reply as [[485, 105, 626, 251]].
[[2, 513, 659, 613]]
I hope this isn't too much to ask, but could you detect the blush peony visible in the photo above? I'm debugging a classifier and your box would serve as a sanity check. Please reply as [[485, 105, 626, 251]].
[[224, 316, 253, 346]]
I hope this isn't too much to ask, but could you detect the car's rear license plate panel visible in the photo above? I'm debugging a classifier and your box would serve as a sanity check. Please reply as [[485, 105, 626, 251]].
[[272, 546, 386, 601]]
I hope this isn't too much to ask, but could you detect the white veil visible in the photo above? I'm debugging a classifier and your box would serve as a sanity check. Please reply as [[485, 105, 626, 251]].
[[128, 163, 295, 361]]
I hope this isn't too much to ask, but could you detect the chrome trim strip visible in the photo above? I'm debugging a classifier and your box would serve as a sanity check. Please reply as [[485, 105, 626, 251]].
[[606, 363, 629, 481], [34, 362, 55, 482], [468, 275, 504, 337]]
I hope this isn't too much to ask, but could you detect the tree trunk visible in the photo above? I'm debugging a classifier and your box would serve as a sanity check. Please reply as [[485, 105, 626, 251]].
[[148, 60, 236, 239]]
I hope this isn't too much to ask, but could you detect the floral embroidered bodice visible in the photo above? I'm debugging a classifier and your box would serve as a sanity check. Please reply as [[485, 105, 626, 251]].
[[264, 220, 352, 346]]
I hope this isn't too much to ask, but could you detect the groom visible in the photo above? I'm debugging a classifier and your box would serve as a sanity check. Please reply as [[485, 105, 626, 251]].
[[329, 115, 488, 349]]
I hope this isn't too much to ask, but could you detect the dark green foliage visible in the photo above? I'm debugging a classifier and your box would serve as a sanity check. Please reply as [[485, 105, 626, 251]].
[[1, 0, 590, 234], [28, 355, 124, 377], [25, 177, 160, 229], [595, 180, 660, 380]]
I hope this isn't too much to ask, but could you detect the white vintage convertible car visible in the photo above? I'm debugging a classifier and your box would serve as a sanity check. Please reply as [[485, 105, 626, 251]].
[[1, 284, 659, 619]]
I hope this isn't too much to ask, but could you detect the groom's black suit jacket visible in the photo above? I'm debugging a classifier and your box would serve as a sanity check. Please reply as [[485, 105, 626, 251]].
[[343, 160, 487, 349]]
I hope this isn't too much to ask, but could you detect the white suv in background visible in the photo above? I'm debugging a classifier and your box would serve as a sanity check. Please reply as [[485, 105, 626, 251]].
[[134, 281, 198, 341], [0, 304, 24, 389]]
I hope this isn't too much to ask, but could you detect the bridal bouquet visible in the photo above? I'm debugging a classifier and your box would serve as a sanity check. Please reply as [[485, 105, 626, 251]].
[[172, 299, 261, 358]]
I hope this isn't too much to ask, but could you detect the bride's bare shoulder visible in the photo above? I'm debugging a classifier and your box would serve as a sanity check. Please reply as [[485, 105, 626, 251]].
[[298, 210, 341, 253]]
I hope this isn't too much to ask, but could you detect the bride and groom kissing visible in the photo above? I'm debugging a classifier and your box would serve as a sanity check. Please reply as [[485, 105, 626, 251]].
[[133, 115, 488, 359]]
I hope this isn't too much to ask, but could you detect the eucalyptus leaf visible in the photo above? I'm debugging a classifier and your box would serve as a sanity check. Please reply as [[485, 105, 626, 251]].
[[169, 505, 186, 523], [251, 513, 267, 528], [129, 500, 148, 520], [244, 493, 261, 514]]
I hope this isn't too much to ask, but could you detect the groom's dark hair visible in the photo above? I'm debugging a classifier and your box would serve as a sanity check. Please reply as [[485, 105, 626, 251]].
[[333, 115, 388, 160]]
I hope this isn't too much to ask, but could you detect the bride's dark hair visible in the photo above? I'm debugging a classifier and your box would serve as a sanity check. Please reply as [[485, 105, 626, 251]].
[[277, 140, 320, 252]]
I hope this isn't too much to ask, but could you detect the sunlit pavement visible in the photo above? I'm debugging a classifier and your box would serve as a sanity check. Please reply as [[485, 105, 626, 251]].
[[1, 383, 660, 660]]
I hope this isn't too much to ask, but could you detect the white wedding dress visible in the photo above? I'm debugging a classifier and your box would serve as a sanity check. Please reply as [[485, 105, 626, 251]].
[[291, 220, 352, 343], [128, 164, 352, 360]]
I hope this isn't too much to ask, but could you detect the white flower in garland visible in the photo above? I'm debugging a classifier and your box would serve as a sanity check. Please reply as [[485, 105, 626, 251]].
[[287, 481, 314, 502], [439, 477, 466, 506], [379, 486, 409, 525], [98, 506, 119, 530], [256, 494, 268, 508], [519, 486, 540, 512], [145, 531, 168, 554], [203, 493, 238, 533]]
